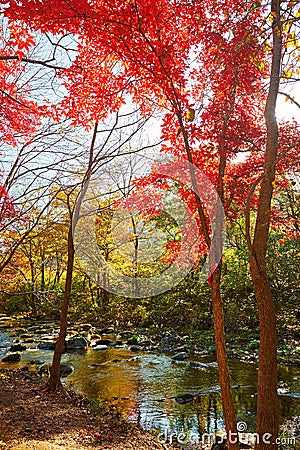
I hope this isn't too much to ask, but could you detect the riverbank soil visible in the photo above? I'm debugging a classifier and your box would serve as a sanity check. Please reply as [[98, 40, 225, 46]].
[[0, 369, 175, 450]]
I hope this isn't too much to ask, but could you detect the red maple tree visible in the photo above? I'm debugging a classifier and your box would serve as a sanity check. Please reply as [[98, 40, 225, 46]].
[[2, 1, 300, 448]]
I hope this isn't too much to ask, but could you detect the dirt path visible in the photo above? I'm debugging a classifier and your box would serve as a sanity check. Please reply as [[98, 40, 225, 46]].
[[0, 369, 176, 450]]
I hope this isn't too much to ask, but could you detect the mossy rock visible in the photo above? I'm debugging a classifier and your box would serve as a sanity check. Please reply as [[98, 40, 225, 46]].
[[2, 353, 21, 363], [127, 335, 140, 345]]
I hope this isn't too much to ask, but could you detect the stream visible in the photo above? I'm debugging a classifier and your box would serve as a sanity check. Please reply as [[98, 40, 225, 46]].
[[0, 317, 299, 440]]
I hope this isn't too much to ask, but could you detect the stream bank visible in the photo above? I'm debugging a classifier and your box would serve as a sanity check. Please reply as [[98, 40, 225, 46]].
[[0, 315, 299, 448], [0, 368, 178, 450]]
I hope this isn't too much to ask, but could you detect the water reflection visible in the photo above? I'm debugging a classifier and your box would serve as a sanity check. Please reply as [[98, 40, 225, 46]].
[[64, 348, 300, 436], [1, 325, 299, 438]]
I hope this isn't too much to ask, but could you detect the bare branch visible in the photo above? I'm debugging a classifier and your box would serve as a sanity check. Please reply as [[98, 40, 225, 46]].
[[0, 55, 66, 70]]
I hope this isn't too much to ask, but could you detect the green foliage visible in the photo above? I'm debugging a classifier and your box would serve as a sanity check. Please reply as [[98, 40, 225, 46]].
[[4, 294, 25, 315], [127, 334, 140, 345], [248, 339, 260, 350], [0, 189, 299, 348]]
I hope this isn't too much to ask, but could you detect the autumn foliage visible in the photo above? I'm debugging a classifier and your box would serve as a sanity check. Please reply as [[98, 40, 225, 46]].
[[2, 0, 298, 228], [0, 0, 300, 447]]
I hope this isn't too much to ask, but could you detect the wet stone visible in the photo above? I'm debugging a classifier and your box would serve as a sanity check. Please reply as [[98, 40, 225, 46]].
[[9, 344, 27, 352], [171, 352, 188, 361], [39, 362, 74, 378], [189, 361, 208, 369], [2, 352, 21, 363]]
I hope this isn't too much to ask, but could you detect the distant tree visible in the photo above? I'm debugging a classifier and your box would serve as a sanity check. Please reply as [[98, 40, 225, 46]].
[[2, 1, 300, 447]]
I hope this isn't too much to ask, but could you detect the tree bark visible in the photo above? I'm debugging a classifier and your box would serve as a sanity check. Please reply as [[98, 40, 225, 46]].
[[247, 1, 282, 447], [47, 223, 74, 392], [46, 122, 99, 392], [177, 111, 239, 450], [250, 256, 278, 449], [211, 264, 239, 449]]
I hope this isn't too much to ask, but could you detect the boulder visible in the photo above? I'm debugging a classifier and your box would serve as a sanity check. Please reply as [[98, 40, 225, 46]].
[[118, 331, 135, 339], [93, 345, 108, 351], [99, 326, 115, 334], [59, 362, 74, 377], [90, 334, 101, 340], [79, 324, 93, 331], [161, 333, 177, 343], [22, 338, 36, 344], [171, 352, 188, 361], [130, 345, 142, 352], [65, 336, 88, 352], [29, 359, 43, 365], [9, 344, 26, 352], [175, 393, 194, 404], [2, 353, 21, 363], [189, 361, 208, 369], [127, 335, 139, 345], [93, 339, 113, 346], [38, 341, 56, 350], [39, 362, 74, 378]]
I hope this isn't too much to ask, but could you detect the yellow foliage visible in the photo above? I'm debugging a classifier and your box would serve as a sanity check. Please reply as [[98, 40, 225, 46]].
[[282, 69, 293, 78], [256, 60, 265, 71], [286, 31, 298, 49], [263, 41, 272, 51], [270, 11, 277, 23], [185, 108, 195, 122]]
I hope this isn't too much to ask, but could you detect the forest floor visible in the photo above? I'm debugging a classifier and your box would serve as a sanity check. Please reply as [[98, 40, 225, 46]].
[[0, 369, 178, 450]]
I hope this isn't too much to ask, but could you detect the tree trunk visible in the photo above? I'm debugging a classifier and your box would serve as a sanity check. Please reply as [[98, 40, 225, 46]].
[[47, 122, 99, 392], [250, 256, 278, 448], [177, 113, 238, 449], [47, 223, 74, 392], [211, 265, 239, 449], [248, 1, 282, 447], [41, 260, 45, 291]]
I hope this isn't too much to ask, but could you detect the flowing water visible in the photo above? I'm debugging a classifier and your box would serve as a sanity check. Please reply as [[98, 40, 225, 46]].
[[0, 319, 299, 441]]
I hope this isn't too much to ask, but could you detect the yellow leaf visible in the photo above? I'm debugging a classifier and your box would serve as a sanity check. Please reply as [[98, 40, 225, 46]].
[[263, 41, 272, 51], [282, 19, 294, 31], [257, 61, 265, 71], [282, 22, 290, 32], [282, 69, 293, 78], [185, 108, 195, 122]]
